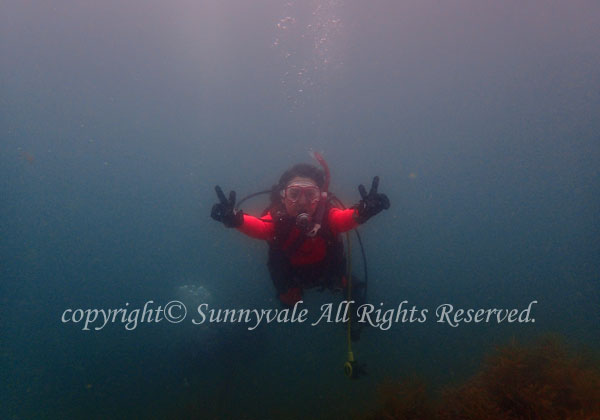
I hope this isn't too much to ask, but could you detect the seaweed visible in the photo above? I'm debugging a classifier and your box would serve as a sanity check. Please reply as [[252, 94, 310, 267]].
[[365, 335, 600, 420]]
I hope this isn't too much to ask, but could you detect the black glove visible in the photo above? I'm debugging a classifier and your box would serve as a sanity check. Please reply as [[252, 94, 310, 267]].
[[353, 176, 390, 224], [211, 185, 244, 228]]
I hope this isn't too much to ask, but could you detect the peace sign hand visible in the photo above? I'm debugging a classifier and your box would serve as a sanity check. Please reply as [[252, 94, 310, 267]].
[[211, 185, 244, 228], [354, 176, 390, 224]]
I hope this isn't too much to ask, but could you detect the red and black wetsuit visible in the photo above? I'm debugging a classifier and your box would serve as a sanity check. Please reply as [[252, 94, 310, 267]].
[[238, 205, 358, 306]]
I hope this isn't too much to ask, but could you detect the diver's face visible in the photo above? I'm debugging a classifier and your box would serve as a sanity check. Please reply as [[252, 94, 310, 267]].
[[282, 176, 320, 217]]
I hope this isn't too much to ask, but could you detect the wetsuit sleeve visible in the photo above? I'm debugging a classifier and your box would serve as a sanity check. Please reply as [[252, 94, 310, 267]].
[[328, 207, 358, 234], [237, 213, 275, 240]]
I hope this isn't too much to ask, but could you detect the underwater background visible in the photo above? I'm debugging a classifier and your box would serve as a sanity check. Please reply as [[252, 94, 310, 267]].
[[1, 0, 599, 419]]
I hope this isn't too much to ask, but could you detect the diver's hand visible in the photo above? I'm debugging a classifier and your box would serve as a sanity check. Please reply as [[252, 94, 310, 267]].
[[353, 176, 390, 224], [211, 185, 244, 228]]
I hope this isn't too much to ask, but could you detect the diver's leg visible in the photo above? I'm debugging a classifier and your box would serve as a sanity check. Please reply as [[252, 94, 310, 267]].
[[268, 252, 303, 308], [278, 286, 302, 308]]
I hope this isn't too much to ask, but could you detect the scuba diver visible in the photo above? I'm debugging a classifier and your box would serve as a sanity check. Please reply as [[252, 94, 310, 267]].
[[210, 154, 390, 341]]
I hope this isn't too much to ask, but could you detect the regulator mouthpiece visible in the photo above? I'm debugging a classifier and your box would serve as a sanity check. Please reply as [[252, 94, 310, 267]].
[[296, 213, 313, 232]]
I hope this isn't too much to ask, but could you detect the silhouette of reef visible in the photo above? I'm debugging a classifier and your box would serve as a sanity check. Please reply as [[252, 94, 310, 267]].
[[364, 335, 600, 420]]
